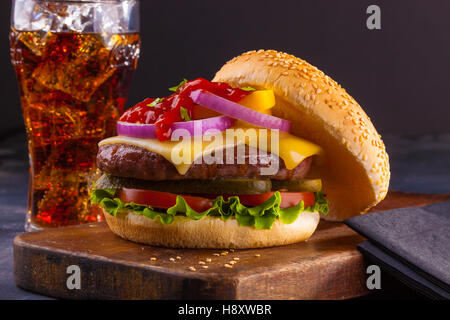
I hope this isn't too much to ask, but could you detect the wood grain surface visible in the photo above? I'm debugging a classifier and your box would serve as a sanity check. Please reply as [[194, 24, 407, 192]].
[[13, 190, 450, 300]]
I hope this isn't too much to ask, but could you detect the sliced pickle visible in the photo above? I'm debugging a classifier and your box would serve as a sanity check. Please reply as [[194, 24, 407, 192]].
[[94, 174, 272, 195], [271, 179, 322, 192], [94, 174, 124, 190]]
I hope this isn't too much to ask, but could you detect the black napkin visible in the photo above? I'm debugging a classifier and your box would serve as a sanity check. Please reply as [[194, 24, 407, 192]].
[[345, 201, 450, 299]]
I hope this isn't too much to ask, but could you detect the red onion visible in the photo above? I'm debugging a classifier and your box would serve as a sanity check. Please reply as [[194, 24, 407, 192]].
[[190, 90, 291, 132], [117, 116, 235, 139]]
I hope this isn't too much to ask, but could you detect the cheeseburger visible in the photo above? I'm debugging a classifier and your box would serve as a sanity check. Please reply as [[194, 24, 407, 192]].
[[91, 50, 390, 248]]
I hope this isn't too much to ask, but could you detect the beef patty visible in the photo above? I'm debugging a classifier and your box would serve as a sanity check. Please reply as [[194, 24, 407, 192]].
[[97, 143, 312, 181]]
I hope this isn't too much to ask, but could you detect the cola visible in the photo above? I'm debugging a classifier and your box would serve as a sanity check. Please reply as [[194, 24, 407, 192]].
[[10, 29, 140, 228]]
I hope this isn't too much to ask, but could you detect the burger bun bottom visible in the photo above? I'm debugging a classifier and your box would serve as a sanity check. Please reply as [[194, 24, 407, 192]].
[[104, 209, 320, 249]]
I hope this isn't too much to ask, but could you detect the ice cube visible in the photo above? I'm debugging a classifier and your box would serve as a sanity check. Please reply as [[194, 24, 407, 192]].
[[32, 34, 115, 102], [51, 3, 96, 33], [14, 1, 137, 35], [29, 5, 53, 32], [12, 0, 36, 31], [12, 29, 51, 57], [94, 1, 136, 46], [26, 100, 84, 146]]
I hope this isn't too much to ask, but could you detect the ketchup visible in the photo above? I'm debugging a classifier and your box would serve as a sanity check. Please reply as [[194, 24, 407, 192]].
[[119, 78, 251, 141]]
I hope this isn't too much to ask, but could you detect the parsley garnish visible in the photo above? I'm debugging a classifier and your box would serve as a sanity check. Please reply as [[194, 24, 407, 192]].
[[180, 107, 191, 121], [147, 97, 163, 107], [169, 78, 188, 92]]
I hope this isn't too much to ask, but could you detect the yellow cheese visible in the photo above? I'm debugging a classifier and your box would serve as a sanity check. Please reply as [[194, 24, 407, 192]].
[[99, 125, 322, 175], [238, 90, 275, 115]]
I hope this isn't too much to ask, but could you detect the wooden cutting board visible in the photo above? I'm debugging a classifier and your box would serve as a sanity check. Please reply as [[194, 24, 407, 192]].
[[13, 191, 450, 300]]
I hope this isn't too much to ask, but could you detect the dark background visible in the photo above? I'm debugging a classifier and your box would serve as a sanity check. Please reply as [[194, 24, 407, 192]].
[[0, 0, 449, 137]]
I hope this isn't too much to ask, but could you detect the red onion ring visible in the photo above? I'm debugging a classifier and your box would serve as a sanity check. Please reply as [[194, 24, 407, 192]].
[[190, 89, 291, 132], [117, 116, 235, 139]]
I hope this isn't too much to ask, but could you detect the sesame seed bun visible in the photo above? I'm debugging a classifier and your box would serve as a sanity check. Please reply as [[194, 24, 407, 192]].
[[213, 49, 390, 221], [104, 208, 320, 249]]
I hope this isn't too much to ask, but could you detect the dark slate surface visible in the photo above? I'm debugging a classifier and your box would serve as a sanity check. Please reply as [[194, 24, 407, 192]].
[[0, 132, 449, 299]]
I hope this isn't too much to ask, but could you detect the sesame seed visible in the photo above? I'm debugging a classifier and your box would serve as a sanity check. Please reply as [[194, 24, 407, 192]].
[[229, 261, 236, 265], [255, 254, 261, 257], [213, 253, 220, 256], [233, 257, 240, 261], [206, 258, 212, 263], [224, 264, 233, 269], [220, 251, 229, 256], [198, 261, 206, 265], [150, 257, 157, 261], [176, 256, 181, 260], [188, 266, 196, 271], [169, 258, 175, 262], [202, 266, 208, 269]]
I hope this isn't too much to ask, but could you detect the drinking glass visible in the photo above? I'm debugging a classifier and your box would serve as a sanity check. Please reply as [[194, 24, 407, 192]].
[[9, 0, 140, 230]]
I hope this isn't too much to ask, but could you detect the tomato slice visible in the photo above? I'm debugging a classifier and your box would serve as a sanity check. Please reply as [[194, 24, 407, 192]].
[[118, 188, 315, 212], [118, 188, 213, 212], [235, 192, 315, 208]]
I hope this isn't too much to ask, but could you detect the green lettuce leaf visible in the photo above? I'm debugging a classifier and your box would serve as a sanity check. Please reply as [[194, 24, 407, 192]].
[[279, 201, 304, 224], [309, 191, 330, 215], [91, 189, 329, 230], [141, 207, 175, 224], [90, 188, 115, 204], [167, 195, 217, 220]]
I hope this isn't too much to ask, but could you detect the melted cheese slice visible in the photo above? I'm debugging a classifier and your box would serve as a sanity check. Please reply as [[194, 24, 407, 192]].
[[99, 125, 322, 175]]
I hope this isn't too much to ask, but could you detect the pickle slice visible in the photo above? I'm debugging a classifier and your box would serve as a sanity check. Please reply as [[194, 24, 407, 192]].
[[271, 179, 322, 192], [94, 174, 272, 195]]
